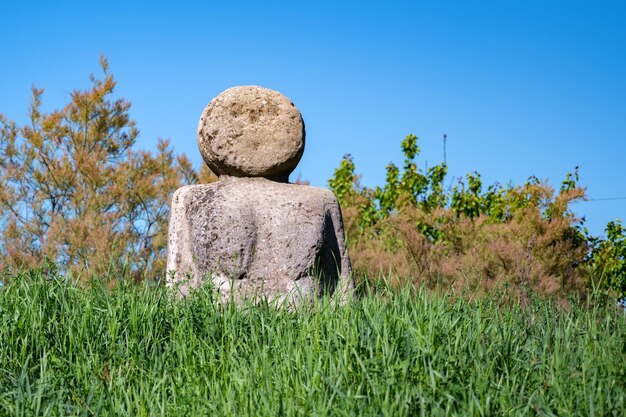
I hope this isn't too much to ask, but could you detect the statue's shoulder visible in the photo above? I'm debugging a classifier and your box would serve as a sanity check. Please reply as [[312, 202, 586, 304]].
[[294, 184, 337, 201], [171, 184, 225, 214]]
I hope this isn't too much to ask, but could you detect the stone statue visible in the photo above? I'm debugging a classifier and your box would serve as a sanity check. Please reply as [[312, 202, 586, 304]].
[[166, 86, 353, 305]]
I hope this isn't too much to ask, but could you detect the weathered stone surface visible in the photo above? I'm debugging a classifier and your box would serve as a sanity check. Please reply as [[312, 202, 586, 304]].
[[197, 86, 305, 181], [167, 85, 353, 305], [166, 177, 353, 304]]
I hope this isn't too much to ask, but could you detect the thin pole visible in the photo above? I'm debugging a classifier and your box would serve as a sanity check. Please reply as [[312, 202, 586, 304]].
[[443, 133, 447, 166]]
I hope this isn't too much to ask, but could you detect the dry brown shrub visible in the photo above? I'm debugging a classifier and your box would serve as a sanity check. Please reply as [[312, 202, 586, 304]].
[[344, 182, 588, 303]]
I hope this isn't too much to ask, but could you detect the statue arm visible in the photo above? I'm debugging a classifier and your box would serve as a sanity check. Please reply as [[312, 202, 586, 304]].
[[325, 194, 354, 298], [166, 186, 200, 296]]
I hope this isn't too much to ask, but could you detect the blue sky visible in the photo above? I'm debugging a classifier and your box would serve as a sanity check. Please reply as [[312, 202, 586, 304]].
[[1, 1, 624, 236]]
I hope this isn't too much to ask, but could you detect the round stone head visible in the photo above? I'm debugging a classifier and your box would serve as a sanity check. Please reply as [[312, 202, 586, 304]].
[[197, 86, 305, 181]]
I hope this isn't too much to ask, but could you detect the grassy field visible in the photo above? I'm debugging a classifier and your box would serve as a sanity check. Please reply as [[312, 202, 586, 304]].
[[0, 271, 625, 416]]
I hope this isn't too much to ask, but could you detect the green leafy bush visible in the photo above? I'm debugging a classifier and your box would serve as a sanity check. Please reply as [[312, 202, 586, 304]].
[[330, 134, 590, 301], [589, 220, 626, 297]]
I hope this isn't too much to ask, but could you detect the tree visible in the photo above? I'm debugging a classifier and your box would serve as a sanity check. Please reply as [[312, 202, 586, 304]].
[[0, 57, 214, 281]]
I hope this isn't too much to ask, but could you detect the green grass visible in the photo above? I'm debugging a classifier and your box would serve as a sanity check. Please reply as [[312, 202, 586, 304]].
[[0, 270, 625, 416]]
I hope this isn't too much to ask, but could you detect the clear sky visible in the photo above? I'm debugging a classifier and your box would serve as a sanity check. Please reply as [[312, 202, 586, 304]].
[[1, 0, 624, 236]]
